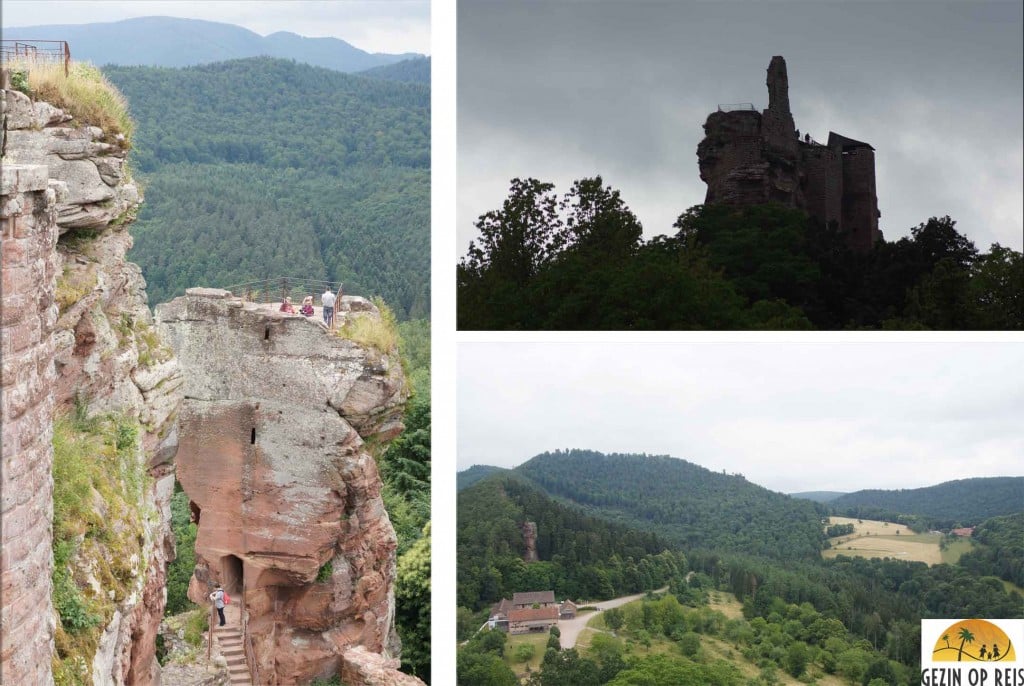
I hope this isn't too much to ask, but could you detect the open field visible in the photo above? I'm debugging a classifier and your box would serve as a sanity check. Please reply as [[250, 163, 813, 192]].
[[940, 536, 976, 565], [823, 516, 944, 564]]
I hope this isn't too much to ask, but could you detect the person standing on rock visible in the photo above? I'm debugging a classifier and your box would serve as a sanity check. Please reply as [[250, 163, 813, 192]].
[[321, 287, 336, 328], [209, 585, 226, 626]]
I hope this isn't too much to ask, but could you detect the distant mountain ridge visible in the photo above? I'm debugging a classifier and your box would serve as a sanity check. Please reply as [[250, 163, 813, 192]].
[[3, 16, 422, 72], [790, 490, 847, 503], [830, 476, 1024, 526]]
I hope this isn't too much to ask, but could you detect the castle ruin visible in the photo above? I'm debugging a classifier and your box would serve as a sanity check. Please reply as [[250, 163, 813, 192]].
[[697, 56, 882, 251]]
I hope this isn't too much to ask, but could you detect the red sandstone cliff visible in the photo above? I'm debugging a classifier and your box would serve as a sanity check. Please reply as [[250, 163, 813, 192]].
[[2, 87, 182, 685], [156, 289, 420, 685]]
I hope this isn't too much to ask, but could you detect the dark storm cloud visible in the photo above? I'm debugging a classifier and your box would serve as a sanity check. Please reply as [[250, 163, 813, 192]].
[[458, 1, 1023, 256]]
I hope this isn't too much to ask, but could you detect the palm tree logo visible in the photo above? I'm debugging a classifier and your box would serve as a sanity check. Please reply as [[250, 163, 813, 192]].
[[932, 620, 1015, 662], [956, 627, 975, 662]]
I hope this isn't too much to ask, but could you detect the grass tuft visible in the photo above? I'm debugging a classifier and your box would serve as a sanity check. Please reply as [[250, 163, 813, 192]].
[[12, 59, 134, 145]]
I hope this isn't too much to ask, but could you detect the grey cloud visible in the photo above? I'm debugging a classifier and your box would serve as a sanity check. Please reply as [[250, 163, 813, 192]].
[[458, 0, 1024, 256], [457, 342, 1024, 493]]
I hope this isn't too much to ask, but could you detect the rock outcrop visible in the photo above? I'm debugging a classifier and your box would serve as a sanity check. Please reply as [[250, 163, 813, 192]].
[[697, 56, 882, 252], [2, 88, 140, 232], [1, 87, 182, 685], [521, 521, 538, 563], [157, 289, 415, 685]]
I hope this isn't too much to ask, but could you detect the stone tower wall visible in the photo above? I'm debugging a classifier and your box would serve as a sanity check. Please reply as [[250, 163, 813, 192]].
[[841, 147, 880, 252], [1, 165, 59, 686], [801, 145, 843, 229]]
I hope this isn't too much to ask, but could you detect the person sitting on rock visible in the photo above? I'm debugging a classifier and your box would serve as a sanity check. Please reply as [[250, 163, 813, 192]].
[[300, 295, 314, 317], [279, 296, 296, 314]]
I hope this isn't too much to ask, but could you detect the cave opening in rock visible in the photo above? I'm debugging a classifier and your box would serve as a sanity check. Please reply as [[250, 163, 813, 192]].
[[221, 554, 244, 595], [189, 500, 201, 525]]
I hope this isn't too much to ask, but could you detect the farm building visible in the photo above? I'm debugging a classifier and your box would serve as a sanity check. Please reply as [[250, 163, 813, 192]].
[[509, 606, 559, 634], [488, 598, 513, 631], [512, 590, 556, 608], [559, 600, 577, 619]]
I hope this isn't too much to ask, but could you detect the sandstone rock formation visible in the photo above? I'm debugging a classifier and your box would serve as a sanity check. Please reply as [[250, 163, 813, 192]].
[[697, 56, 882, 252], [2, 88, 140, 232], [2, 87, 182, 685], [157, 289, 416, 685], [521, 521, 539, 563]]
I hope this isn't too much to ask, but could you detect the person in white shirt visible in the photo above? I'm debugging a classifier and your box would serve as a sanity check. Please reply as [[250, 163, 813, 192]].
[[321, 287, 336, 327]]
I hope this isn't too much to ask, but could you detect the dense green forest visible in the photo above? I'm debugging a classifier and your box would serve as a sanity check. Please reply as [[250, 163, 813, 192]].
[[830, 477, 1024, 528], [359, 57, 431, 84], [956, 513, 1024, 587], [457, 177, 1023, 329], [457, 451, 1023, 685], [104, 58, 429, 317], [457, 474, 685, 610], [378, 318, 431, 680], [517, 450, 827, 560], [457, 464, 509, 491]]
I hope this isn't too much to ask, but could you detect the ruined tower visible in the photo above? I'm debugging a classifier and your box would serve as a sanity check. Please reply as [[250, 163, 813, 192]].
[[696, 56, 882, 251]]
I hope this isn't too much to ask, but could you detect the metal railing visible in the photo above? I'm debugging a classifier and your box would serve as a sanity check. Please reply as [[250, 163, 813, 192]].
[[220, 276, 345, 306], [1, 40, 70, 77], [717, 103, 756, 112]]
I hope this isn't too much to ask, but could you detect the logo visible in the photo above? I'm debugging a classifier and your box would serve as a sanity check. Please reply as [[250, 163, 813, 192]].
[[922, 619, 1024, 685], [931, 620, 1016, 663]]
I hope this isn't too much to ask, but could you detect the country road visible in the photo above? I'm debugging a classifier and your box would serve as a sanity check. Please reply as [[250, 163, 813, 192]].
[[559, 586, 669, 649]]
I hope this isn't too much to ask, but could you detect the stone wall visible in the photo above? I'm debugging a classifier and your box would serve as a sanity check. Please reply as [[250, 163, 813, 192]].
[[1, 163, 59, 686], [841, 147, 882, 252], [2, 87, 182, 684], [157, 289, 418, 685]]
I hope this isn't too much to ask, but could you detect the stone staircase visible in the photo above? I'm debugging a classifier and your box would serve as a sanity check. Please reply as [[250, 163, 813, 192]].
[[215, 624, 251, 685], [214, 604, 252, 685]]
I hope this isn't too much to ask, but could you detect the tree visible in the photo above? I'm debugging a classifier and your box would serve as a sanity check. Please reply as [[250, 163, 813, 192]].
[[460, 178, 562, 285], [604, 607, 624, 632], [956, 626, 975, 661], [456, 649, 518, 686], [785, 641, 810, 677], [394, 523, 430, 680]]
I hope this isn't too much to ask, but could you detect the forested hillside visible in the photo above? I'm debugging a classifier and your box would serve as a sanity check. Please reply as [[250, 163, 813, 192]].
[[457, 464, 508, 491], [105, 58, 429, 317], [957, 513, 1024, 587], [517, 450, 827, 560], [830, 476, 1024, 528], [359, 57, 431, 84], [457, 474, 685, 610]]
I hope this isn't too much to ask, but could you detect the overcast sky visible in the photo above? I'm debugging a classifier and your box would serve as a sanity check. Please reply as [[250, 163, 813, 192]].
[[457, 342, 1024, 494], [2, 1, 430, 54], [458, 1, 1024, 257]]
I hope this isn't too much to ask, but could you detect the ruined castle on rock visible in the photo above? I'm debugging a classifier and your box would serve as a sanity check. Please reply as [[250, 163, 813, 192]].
[[697, 56, 882, 251]]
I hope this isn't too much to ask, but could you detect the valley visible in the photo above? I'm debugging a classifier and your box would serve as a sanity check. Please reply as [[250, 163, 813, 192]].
[[456, 451, 1024, 685]]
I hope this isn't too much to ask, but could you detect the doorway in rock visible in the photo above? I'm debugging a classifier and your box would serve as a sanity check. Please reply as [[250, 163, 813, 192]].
[[221, 554, 244, 594]]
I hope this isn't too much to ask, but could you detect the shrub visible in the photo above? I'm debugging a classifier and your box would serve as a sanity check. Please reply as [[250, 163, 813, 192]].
[[184, 608, 208, 647], [336, 298, 399, 353]]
